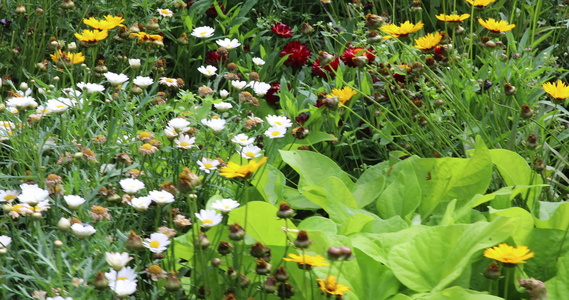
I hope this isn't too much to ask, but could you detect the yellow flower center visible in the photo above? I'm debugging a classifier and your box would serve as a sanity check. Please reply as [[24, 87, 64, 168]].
[[225, 205, 230, 209], [200, 32, 207, 35], [141, 144, 153, 150], [204, 163, 213, 168], [92, 206, 106, 214], [117, 277, 127, 281], [275, 121, 282, 125], [148, 264, 163, 274], [180, 142, 189, 147], [161, 9, 169, 14], [12, 204, 22, 212], [149, 241, 160, 248], [140, 132, 151, 138], [4, 195, 15, 201], [245, 152, 255, 158], [166, 78, 174, 83], [202, 219, 213, 225], [271, 131, 281, 136]]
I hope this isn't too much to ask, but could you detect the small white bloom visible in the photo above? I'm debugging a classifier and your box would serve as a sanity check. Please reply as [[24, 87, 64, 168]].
[[71, 223, 97, 238], [219, 89, 229, 99], [105, 266, 138, 287], [133, 76, 154, 88], [129, 196, 152, 212], [114, 280, 137, 298], [5, 96, 37, 109], [264, 126, 287, 139], [57, 217, 71, 231], [266, 114, 293, 128], [195, 209, 223, 228], [0, 235, 12, 249], [201, 118, 226, 133], [249, 81, 271, 96], [62, 88, 82, 98], [198, 65, 217, 77], [47, 296, 73, 300], [197, 157, 220, 173], [252, 57, 265, 66], [104, 72, 129, 86], [77, 82, 105, 94], [231, 80, 247, 90], [0, 190, 19, 203], [159, 77, 179, 87], [168, 118, 191, 130], [46, 98, 71, 113], [143, 233, 170, 253], [192, 26, 215, 39], [240, 144, 262, 159], [164, 126, 179, 139], [106, 252, 132, 271], [213, 101, 232, 112], [119, 178, 145, 194], [211, 198, 240, 213], [216, 38, 241, 49], [148, 190, 175, 205], [129, 58, 141, 68], [175, 134, 196, 149], [157, 8, 174, 17], [232, 133, 254, 146], [64, 195, 86, 210], [18, 184, 49, 206]]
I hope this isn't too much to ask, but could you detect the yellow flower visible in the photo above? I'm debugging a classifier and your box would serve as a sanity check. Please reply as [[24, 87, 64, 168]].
[[83, 15, 125, 30], [50, 50, 86, 64], [414, 32, 443, 51], [543, 80, 569, 100], [327, 86, 357, 106], [466, 0, 496, 7], [74, 29, 109, 42], [317, 276, 351, 296], [219, 157, 268, 179], [478, 18, 515, 33], [484, 243, 534, 265], [380, 21, 424, 39], [435, 13, 470, 22], [283, 253, 329, 268], [131, 32, 163, 44]]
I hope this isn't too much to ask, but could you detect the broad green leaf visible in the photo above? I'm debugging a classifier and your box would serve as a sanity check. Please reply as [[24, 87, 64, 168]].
[[472, 185, 548, 207], [298, 216, 337, 234], [388, 217, 516, 292], [228, 201, 296, 246], [353, 246, 400, 300], [534, 202, 569, 231], [376, 157, 422, 220], [526, 228, 569, 281], [280, 150, 354, 189], [440, 199, 456, 226], [361, 216, 409, 234], [418, 136, 492, 218], [489, 207, 534, 245], [251, 163, 285, 205], [340, 214, 375, 236], [546, 251, 569, 300], [351, 160, 389, 208], [414, 286, 503, 300]]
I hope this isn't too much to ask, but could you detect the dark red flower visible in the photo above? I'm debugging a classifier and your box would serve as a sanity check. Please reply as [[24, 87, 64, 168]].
[[340, 47, 375, 67], [271, 23, 292, 38], [280, 41, 311, 70], [205, 50, 228, 65], [312, 57, 339, 78], [264, 82, 281, 105]]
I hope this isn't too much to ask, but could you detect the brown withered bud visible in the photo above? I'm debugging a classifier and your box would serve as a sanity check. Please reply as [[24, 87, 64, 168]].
[[327, 246, 343, 260], [197, 285, 207, 299], [434, 99, 444, 107], [410, 62, 424, 74], [176, 78, 185, 88], [93, 271, 109, 290], [223, 294, 237, 300], [146, 17, 160, 31], [365, 14, 383, 29], [367, 30, 382, 44], [294, 230, 311, 249], [264, 276, 278, 293], [211, 258, 222, 267], [177, 32, 189, 45], [239, 274, 251, 288], [218, 241, 233, 255], [277, 283, 295, 299], [483, 261, 501, 280], [126, 230, 145, 251], [526, 134, 538, 150], [340, 246, 353, 259], [323, 96, 339, 110], [300, 22, 314, 35], [161, 181, 179, 195], [425, 56, 436, 68], [352, 56, 369, 68], [411, 98, 423, 108], [454, 25, 465, 35], [115, 152, 133, 165], [249, 72, 260, 82], [178, 167, 201, 193], [250, 242, 271, 259], [228, 223, 246, 241], [227, 63, 238, 72], [198, 85, 214, 97], [94, 60, 108, 73], [195, 232, 210, 249], [318, 51, 335, 66], [277, 202, 295, 219], [533, 157, 546, 172], [217, 46, 228, 56], [291, 127, 309, 139], [295, 112, 310, 126], [504, 83, 516, 95], [45, 174, 62, 188], [485, 41, 496, 49], [224, 73, 240, 81], [255, 258, 272, 275], [164, 272, 182, 292]]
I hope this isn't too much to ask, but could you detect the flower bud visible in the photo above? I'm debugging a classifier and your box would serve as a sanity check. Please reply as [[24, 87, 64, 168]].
[[518, 278, 547, 300], [483, 261, 501, 280], [340, 246, 353, 259], [352, 55, 369, 68], [365, 14, 383, 29], [58, 217, 71, 231], [195, 232, 210, 249], [146, 18, 160, 31], [250, 241, 271, 259], [300, 22, 314, 35], [126, 230, 145, 251], [294, 231, 311, 249], [323, 96, 339, 110], [277, 282, 295, 299], [264, 276, 278, 293], [217, 241, 233, 255], [16, 3, 27, 14], [434, 99, 444, 107], [217, 47, 228, 56], [318, 51, 335, 66], [60, 0, 75, 9], [255, 258, 272, 275], [228, 223, 246, 241], [277, 202, 295, 219], [165, 272, 182, 292], [211, 258, 222, 267], [31, 212, 43, 220], [327, 246, 342, 260], [504, 83, 516, 96], [291, 127, 309, 139], [273, 266, 289, 282], [93, 271, 109, 290], [54, 240, 64, 248], [520, 104, 534, 119]]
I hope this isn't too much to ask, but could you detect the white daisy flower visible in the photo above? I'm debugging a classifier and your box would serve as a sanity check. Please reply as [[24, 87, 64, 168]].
[[45, 98, 71, 114], [143, 233, 171, 253], [5, 96, 37, 109], [213, 102, 232, 112], [18, 184, 49, 206], [119, 178, 145, 194], [71, 223, 97, 238], [77, 82, 105, 94], [0, 190, 18, 203], [64, 195, 86, 210], [148, 190, 175, 205], [191, 26, 215, 39], [128, 58, 141, 69], [240, 144, 262, 159], [175, 134, 196, 149], [231, 80, 247, 90], [164, 126, 179, 139], [103, 72, 129, 86], [201, 118, 226, 133], [157, 8, 174, 17], [219, 89, 229, 99], [62, 88, 82, 98], [211, 198, 240, 213], [266, 115, 293, 128], [231, 133, 254, 146], [264, 126, 287, 139], [130, 196, 152, 212], [105, 252, 132, 271], [159, 77, 179, 87], [195, 209, 223, 228], [133, 76, 154, 88], [197, 65, 217, 77], [46, 296, 74, 300], [197, 157, 220, 173], [216, 38, 241, 49], [113, 280, 137, 298], [0, 235, 12, 249], [168, 118, 191, 130], [252, 57, 265, 66], [249, 81, 271, 96], [105, 266, 138, 287]]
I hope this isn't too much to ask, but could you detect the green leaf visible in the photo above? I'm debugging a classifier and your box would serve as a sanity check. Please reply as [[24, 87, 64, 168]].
[[251, 163, 285, 205], [546, 251, 569, 300], [535, 202, 569, 231], [376, 157, 422, 220], [280, 150, 354, 189], [387, 217, 516, 292], [298, 216, 337, 234], [489, 207, 534, 245], [339, 214, 376, 236], [414, 286, 503, 300], [526, 228, 569, 281]]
